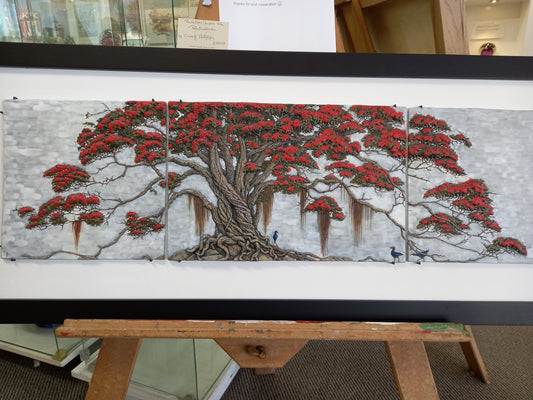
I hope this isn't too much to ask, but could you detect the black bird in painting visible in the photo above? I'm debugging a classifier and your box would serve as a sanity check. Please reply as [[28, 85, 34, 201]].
[[390, 246, 403, 264], [273, 230, 279, 244], [411, 249, 429, 264]]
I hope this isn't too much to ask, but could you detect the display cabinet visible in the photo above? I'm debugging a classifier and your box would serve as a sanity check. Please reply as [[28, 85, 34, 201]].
[[71, 338, 238, 400], [0, 324, 96, 366], [0, 0, 196, 47]]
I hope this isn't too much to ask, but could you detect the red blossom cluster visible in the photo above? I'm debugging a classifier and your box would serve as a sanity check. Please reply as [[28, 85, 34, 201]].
[[449, 134, 472, 147], [486, 237, 527, 256], [409, 113, 449, 132], [169, 102, 225, 155], [334, 162, 400, 191], [362, 125, 407, 158], [351, 105, 404, 123], [408, 114, 470, 175], [80, 211, 104, 226], [17, 207, 34, 216], [159, 172, 181, 190], [134, 138, 166, 163], [290, 104, 356, 127], [305, 196, 345, 220], [417, 212, 466, 235], [265, 146, 318, 170], [243, 161, 258, 171], [18, 192, 103, 229], [125, 211, 164, 237], [423, 179, 500, 231], [123, 101, 167, 121], [304, 128, 361, 160], [43, 164, 90, 193], [273, 174, 309, 194], [63, 193, 100, 211], [78, 101, 166, 165], [350, 108, 407, 160]]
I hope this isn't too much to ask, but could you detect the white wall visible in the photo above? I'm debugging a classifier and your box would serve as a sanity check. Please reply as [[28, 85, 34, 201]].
[[1, 67, 533, 301]]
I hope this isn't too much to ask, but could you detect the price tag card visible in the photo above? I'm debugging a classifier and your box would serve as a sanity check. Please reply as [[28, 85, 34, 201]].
[[177, 18, 229, 49]]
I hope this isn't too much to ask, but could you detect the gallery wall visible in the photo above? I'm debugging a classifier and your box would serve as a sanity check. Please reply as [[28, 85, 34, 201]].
[[1, 66, 533, 302]]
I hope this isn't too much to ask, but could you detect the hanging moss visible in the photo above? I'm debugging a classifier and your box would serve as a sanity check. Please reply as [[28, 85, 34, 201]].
[[191, 195, 208, 235], [318, 211, 330, 256], [349, 198, 373, 244], [72, 219, 82, 250], [262, 186, 274, 233]]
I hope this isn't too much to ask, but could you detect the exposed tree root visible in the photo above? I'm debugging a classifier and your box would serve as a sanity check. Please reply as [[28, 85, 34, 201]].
[[169, 233, 323, 261]]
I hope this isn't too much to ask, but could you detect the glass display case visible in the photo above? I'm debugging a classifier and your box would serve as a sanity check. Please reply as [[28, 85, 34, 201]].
[[0, 324, 96, 366], [72, 338, 238, 400], [0, 0, 197, 47]]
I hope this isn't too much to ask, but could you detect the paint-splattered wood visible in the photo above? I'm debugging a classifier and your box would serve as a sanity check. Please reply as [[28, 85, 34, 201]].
[[460, 325, 490, 383], [57, 320, 470, 342], [386, 341, 439, 400], [85, 338, 142, 400]]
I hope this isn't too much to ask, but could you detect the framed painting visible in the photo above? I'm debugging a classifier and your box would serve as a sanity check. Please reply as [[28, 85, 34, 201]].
[[0, 43, 532, 324]]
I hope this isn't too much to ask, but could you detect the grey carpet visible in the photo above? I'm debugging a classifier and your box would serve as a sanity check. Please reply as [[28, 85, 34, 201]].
[[0, 326, 531, 399], [0, 350, 87, 399]]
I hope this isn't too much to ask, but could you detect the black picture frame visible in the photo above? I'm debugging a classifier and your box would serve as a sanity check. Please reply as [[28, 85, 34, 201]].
[[1, 42, 532, 325], [1, 299, 533, 325], [1, 42, 533, 80]]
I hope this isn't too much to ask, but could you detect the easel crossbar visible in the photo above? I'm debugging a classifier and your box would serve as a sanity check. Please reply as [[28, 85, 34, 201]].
[[56, 319, 470, 342]]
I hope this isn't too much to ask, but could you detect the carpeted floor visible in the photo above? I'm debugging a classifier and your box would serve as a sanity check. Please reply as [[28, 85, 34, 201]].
[[0, 350, 87, 400], [0, 326, 531, 399]]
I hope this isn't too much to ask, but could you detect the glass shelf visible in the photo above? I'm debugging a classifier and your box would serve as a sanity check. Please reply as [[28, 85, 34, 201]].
[[72, 338, 238, 400], [0, 0, 197, 47], [0, 324, 96, 366]]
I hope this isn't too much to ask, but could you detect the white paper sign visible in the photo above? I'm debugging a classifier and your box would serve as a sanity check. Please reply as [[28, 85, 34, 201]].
[[219, 0, 335, 52], [177, 18, 229, 49]]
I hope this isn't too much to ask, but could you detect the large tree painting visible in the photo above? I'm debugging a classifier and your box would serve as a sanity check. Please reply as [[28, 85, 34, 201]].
[[1, 100, 529, 263], [165, 102, 407, 261]]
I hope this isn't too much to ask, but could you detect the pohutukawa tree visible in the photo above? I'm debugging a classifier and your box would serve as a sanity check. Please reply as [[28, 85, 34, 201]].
[[16, 101, 527, 261]]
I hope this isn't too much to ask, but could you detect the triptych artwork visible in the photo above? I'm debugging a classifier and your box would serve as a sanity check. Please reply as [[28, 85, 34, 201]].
[[2, 100, 531, 264]]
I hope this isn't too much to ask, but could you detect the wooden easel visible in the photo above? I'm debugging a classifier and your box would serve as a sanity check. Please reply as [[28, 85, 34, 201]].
[[56, 319, 489, 400]]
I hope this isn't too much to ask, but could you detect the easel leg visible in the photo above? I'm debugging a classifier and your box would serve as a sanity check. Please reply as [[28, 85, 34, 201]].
[[85, 337, 142, 400], [460, 326, 490, 383], [385, 341, 439, 400]]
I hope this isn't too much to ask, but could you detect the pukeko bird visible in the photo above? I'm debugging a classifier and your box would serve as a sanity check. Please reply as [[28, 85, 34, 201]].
[[411, 249, 429, 264], [272, 230, 279, 244], [390, 246, 403, 264]]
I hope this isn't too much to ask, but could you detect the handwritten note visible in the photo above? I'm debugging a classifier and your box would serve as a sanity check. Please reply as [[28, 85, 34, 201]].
[[219, 0, 335, 52], [176, 18, 229, 50]]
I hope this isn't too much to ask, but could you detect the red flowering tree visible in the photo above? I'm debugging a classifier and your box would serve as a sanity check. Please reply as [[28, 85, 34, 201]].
[[15, 102, 526, 261], [164, 102, 410, 260], [16, 101, 168, 258], [408, 113, 526, 261]]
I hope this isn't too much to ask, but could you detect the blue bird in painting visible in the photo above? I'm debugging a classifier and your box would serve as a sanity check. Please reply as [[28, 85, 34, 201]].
[[390, 246, 403, 264], [411, 249, 429, 264], [272, 230, 279, 245]]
